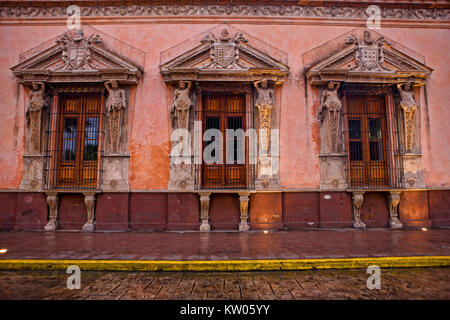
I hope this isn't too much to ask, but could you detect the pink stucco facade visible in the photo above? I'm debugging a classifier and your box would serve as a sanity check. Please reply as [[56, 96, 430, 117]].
[[0, 1, 448, 231]]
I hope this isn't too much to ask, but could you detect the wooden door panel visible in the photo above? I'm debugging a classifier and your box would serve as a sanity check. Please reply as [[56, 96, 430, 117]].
[[201, 92, 246, 189], [346, 94, 388, 188], [56, 94, 101, 189]]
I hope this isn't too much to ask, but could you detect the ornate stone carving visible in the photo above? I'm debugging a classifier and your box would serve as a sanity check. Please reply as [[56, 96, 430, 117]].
[[345, 31, 389, 72], [254, 79, 274, 154], [44, 193, 58, 231], [0, 5, 447, 21], [105, 80, 126, 153], [238, 193, 250, 232], [54, 29, 102, 71], [318, 81, 342, 154], [199, 193, 211, 232], [352, 192, 366, 229], [170, 81, 192, 130], [201, 29, 247, 69], [397, 82, 419, 153], [82, 193, 96, 232], [388, 191, 403, 229], [26, 81, 46, 154]]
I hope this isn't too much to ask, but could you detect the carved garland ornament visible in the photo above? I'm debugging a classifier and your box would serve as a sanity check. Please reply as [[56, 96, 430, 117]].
[[0, 5, 448, 21]]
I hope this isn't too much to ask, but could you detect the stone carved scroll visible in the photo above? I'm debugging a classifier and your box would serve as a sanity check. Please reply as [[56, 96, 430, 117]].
[[397, 82, 419, 153], [105, 80, 126, 153], [318, 81, 342, 154], [26, 81, 46, 154]]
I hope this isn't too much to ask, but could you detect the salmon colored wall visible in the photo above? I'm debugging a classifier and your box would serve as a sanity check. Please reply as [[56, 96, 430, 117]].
[[0, 24, 448, 190]]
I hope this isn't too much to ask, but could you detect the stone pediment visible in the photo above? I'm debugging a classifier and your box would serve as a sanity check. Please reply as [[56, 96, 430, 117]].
[[160, 26, 289, 83], [11, 28, 143, 85], [306, 29, 432, 85]]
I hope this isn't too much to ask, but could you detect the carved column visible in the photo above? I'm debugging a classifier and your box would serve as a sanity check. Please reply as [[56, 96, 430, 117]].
[[238, 193, 250, 232], [352, 191, 366, 229], [82, 193, 96, 232], [389, 191, 403, 229], [199, 192, 211, 232], [44, 193, 58, 231], [254, 80, 280, 190], [168, 81, 195, 191], [318, 81, 347, 191]]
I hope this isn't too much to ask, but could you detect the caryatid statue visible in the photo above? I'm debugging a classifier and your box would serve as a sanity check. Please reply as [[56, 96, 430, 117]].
[[27, 81, 46, 153], [171, 81, 192, 130], [397, 82, 419, 152], [254, 79, 274, 154], [318, 81, 342, 153], [105, 80, 126, 153]]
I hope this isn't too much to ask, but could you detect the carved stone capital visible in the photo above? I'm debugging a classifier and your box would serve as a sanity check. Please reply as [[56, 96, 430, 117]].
[[389, 191, 403, 229], [44, 193, 59, 231], [82, 193, 96, 232], [199, 193, 211, 232], [352, 191, 366, 229], [238, 193, 250, 232]]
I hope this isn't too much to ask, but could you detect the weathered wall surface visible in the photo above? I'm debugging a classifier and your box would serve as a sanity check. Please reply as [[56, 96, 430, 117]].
[[0, 23, 449, 190]]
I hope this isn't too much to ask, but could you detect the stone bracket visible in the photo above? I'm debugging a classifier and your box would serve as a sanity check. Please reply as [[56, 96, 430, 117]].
[[198, 192, 211, 232], [82, 192, 96, 232], [44, 192, 59, 231], [352, 191, 366, 229], [238, 193, 250, 232], [388, 191, 403, 229]]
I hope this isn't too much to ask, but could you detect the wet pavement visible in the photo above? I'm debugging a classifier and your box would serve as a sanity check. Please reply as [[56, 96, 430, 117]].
[[0, 229, 449, 260], [0, 268, 448, 300]]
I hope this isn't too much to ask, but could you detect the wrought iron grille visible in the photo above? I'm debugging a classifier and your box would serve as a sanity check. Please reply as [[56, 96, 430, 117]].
[[195, 90, 255, 190], [342, 83, 403, 189], [44, 86, 105, 190]]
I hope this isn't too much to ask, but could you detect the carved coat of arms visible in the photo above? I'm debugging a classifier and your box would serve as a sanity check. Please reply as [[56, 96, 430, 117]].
[[345, 31, 390, 72], [55, 29, 102, 71], [201, 29, 248, 69]]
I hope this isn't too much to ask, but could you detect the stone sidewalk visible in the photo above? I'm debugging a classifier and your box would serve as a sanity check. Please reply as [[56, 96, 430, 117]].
[[0, 229, 449, 261]]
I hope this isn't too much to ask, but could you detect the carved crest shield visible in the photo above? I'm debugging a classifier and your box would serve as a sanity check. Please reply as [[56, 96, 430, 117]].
[[360, 46, 379, 70], [213, 43, 235, 68], [68, 43, 88, 69]]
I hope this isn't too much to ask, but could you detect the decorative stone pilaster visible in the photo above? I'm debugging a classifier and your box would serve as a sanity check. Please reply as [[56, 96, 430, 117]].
[[401, 153, 425, 188], [389, 191, 403, 229], [317, 82, 347, 191], [168, 81, 195, 191], [82, 193, 96, 232], [100, 155, 130, 191], [20, 154, 46, 191], [199, 193, 211, 232], [352, 192, 366, 229], [238, 193, 250, 232], [44, 193, 58, 231]]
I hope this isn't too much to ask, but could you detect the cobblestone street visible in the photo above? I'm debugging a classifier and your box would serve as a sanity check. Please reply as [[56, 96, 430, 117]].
[[0, 268, 448, 300]]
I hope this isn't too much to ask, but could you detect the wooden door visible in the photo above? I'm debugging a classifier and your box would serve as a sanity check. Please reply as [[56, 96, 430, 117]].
[[346, 94, 388, 188], [202, 92, 246, 189], [56, 93, 101, 189]]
